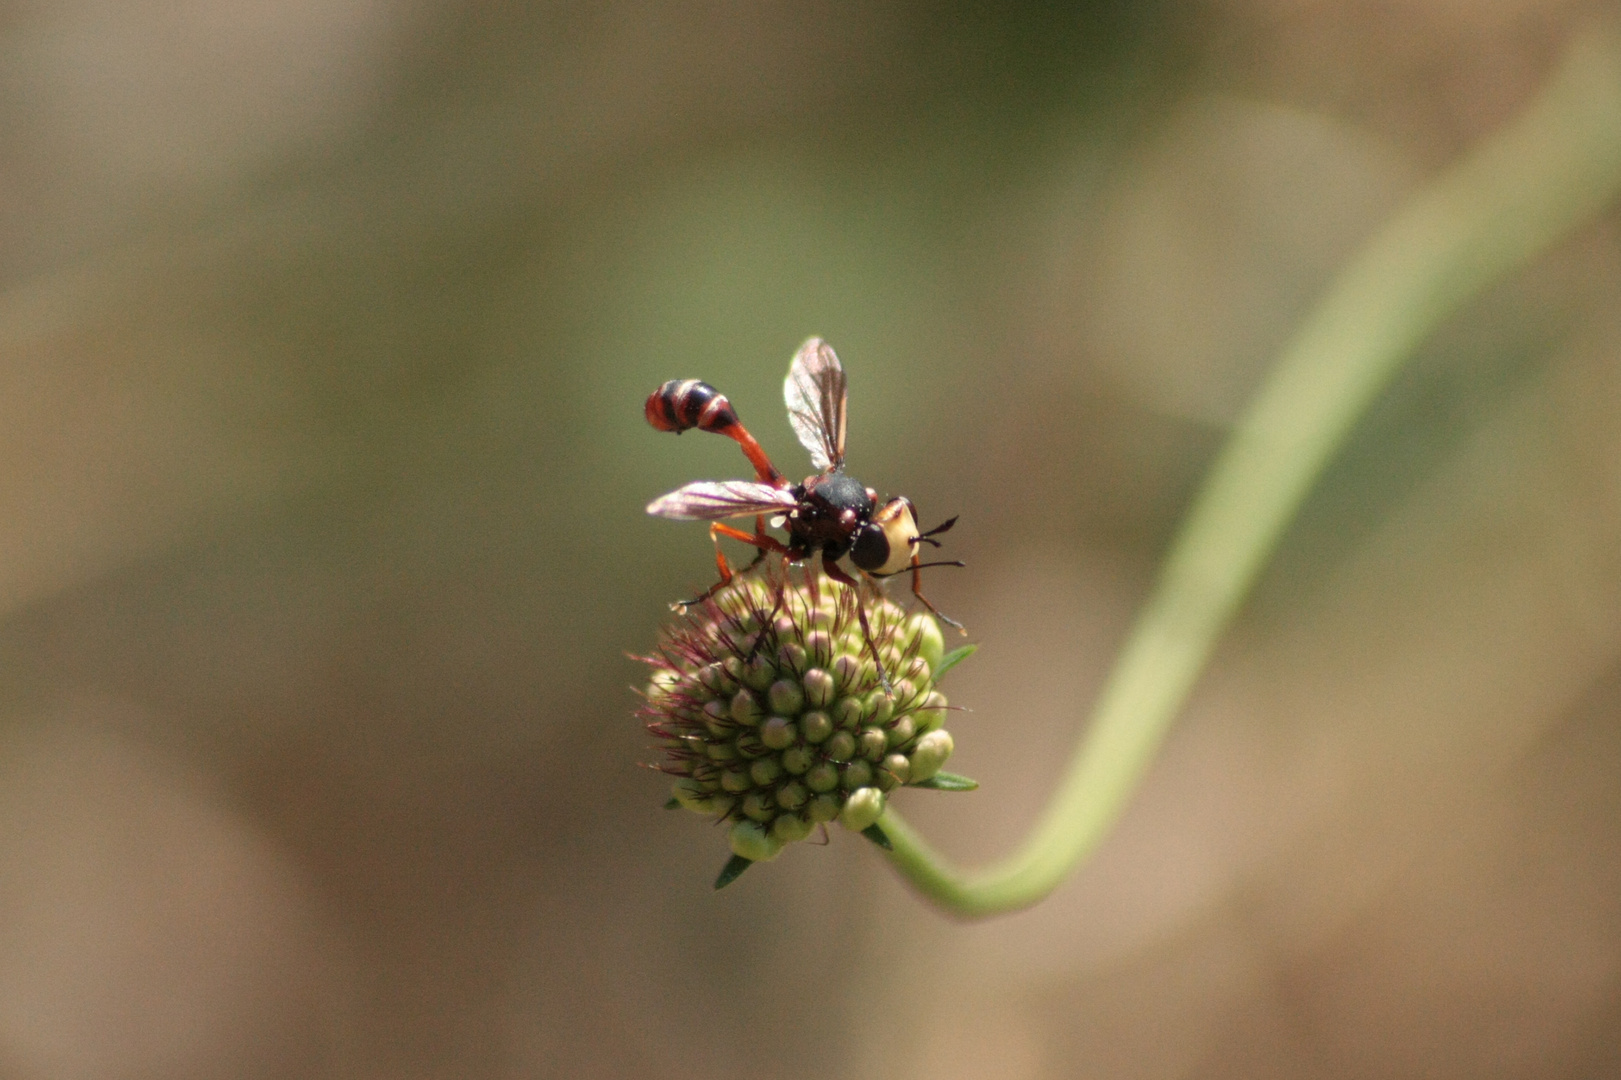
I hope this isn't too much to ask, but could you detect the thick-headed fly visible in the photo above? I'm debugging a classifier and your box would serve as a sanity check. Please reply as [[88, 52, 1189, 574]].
[[644, 338, 963, 685]]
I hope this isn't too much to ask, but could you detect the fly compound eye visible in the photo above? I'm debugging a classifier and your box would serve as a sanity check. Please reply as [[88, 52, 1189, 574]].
[[849, 523, 890, 572]]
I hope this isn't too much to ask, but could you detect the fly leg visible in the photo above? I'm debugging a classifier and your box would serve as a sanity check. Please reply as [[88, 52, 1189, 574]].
[[908, 552, 967, 634], [672, 520, 790, 613]]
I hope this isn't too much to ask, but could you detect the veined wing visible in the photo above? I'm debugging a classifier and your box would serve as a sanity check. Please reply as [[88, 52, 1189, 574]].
[[646, 480, 798, 521], [783, 337, 847, 471]]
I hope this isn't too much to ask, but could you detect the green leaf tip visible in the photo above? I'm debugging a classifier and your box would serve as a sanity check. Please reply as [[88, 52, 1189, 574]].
[[932, 644, 978, 680], [664, 796, 682, 810], [714, 854, 754, 889], [861, 823, 894, 850], [912, 771, 979, 791]]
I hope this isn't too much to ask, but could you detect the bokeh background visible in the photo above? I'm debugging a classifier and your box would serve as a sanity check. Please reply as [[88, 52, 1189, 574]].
[[1, 1, 1620, 1077]]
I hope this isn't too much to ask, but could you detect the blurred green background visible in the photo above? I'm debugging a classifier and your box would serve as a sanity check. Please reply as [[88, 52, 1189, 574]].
[[1, 2, 1620, 1077]]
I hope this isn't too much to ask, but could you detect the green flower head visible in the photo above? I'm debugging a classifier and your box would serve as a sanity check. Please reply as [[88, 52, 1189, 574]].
[[639, 567, 977, 887]]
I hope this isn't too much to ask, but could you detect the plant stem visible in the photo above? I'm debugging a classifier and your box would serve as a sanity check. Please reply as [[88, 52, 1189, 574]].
[[882, 28, 1621, 918]]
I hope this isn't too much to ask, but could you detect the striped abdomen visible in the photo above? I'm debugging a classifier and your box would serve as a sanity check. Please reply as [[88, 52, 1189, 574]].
[[645, 380, 739, 434]]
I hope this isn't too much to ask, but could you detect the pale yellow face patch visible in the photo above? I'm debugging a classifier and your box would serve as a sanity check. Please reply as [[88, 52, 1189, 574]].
[[871, 498, 920, 576]]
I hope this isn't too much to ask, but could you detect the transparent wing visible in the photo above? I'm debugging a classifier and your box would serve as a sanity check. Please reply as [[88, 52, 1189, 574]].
[[783, 337, 847, 471], [646, 480, 798, 521]]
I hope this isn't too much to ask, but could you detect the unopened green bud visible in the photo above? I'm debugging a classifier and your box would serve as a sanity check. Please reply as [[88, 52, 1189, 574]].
[[842, 759, 873, 790], [743, 654, 777, 692], [824, 730, 856, 762], [671, 778, 712, 813], [805, 762, 840, 793], [720, 767, 752, 794], [768, 679, 805, 716], [702, 699, 731, 737], [800, 710, 833, 744], [831, 654, 861, 695], [879, 753, 911, 789], [859, 728, 888, 762], [805, 630, 834, 668], [760, 716, 797, 750], [886, 715, 915, 749], [832, 697, 864, 730], [742, 791, 776, 822], [906, 612, 945, 676], [777, 641, 807, 674], [807, 792, 841, 823], [729, 820, 784, 862], [772, 813, 813, 843], [781, 746, 814, 775], [802, 668, 836, 709], [706, 740, 738, 762], [697, 662, 728, 695], [866, 691, 895, 727], [775, 781, 808, 811], [908, 729, 954, 782], [750, 758, 782, 786], [914, 690, 948, 733], [839, 787, 885, 831], [730, 689, 764, 726]]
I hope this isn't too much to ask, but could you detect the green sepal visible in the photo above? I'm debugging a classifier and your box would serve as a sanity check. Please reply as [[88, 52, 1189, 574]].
[[932, 644, 978, 681], [912, 771, 979, 791], [664, 796, 682, 810], [714, 854, 754, 889], [860, 823, 893, 851]]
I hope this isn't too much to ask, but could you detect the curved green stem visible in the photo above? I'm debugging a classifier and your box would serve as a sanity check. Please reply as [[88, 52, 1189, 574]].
[[883, 28, 1621, 918]]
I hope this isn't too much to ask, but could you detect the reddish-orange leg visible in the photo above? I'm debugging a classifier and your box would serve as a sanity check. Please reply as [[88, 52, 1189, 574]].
[[672, 519, 790, 613], [908, 552, 966, 633], [822, 555, 895, 693]]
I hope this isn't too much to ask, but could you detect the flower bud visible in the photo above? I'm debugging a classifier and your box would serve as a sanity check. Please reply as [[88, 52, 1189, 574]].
[[743, 654, 777, 692], [742, 791, 776, 822], [905, 612, 945, 676], [760, 716, 797, 750], [729, 820, 784, 862], [886, 715, 915, 749], [832, 697, 864, 730], [800, 710, 833, 744], [824, 731, 856, 763], [913, 690, 948, 733], [839, 787, 885, 831], [671, 778, 714, 813], [730, 689, 764, 726], [807, 792, 841, 823], [879, 753, 910, 789], [805, 762, 840, 793], [831, 653, 861, 695], [842, 759, 873, 790], [908, 730, 954, 782], [777, 641, 807, 675], [767, 679, 805, 716], [859, 728, 888, 762], [805, 630, 835, 668], [802, 668, 836, 709], [772, 813, 813, 843]]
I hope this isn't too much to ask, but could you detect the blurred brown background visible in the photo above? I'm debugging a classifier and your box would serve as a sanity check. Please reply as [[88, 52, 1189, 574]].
[[1, 1, 1620, 1077]]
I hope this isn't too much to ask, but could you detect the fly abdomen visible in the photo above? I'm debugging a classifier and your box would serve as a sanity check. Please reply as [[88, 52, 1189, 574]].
[[645, 379, 740, 435]]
